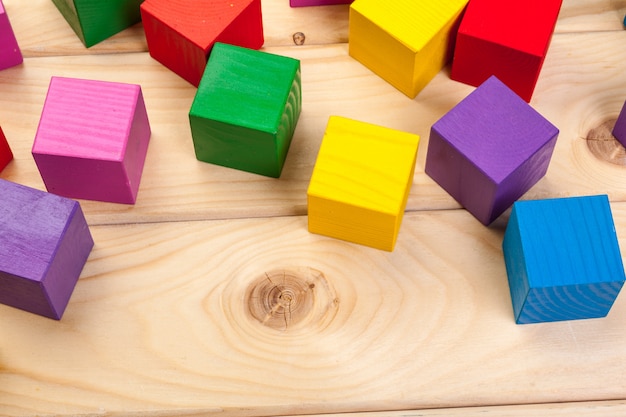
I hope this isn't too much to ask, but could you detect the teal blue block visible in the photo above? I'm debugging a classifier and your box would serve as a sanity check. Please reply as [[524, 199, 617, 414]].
[[502, 195, 625, 324], [189, 43, 302, 178]]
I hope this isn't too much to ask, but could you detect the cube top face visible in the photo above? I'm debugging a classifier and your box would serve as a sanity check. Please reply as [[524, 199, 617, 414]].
[[432, 76, 559, 184], [141, 0, 258, 49], [308, 116, 420, 215], [350, 0, 468, 52], [190, 43, 301, 134], [514, 195, 625, 289], [33, 76, 141, 161], [459, 0, 562, 56], [0, 179, 79, 281]]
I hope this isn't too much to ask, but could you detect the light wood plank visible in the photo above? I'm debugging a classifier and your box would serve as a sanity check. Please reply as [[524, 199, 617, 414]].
[[1, 204, 626, 416], [1, 30, 626, 225]]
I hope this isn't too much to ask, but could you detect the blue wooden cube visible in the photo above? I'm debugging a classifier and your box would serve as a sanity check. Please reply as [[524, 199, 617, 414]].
[[502, 195, 626, 324]]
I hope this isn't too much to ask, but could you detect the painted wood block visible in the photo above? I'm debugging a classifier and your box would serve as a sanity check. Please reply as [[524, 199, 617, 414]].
[[0, 179, 94, 320], [32, 76, 151, 204], [307, 116, 419, 251], [450, 0, 562, 102], [51, 0, 144, 48], [0, 125, 13, 172], [502, 195, 625, 324], [348, 0, 468, 99], [290, 0, 352, 7], [0, 0, 22, 70], [425, 76, 559, 226], [612, 100, 626, 147], [141, 0, 264, 87], [189, 42, 301, 178]]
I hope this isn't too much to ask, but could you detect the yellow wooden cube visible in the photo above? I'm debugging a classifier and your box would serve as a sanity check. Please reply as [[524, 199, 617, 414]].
[[349, 0, 468, 98], [307, 116, 420, 251]]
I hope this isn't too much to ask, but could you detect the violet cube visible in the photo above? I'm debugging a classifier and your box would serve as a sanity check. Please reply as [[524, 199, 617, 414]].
[[0, 0, 23, 71], [425, 76, 559, 225], [32, 77, 152, 204], [612, 100, 626, 147], [0, 179, 94, 320]]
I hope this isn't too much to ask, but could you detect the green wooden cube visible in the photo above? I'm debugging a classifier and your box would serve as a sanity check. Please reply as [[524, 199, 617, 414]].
[[189, 42, 302, 178], [52, 0, 144, 47]]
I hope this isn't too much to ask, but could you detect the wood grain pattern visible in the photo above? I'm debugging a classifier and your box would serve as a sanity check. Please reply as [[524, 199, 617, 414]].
[[1, 1, 626, 415], [613, 100, 626, 146]]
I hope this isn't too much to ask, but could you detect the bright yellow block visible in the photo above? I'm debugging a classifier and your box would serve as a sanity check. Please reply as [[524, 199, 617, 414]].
[[307, 116, 420, 251], [349, 0, 468, 98]]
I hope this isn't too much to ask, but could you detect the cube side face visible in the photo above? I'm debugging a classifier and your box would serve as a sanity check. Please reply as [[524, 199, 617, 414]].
[[0, 125, 13, 171], [0, 180, 92, 319], [51, 0, 86, 45], [308, 194, 398, 251], [505, 196, 626, 324], [43, 203, 94, 319], [140, 0, 263, 87], [502, 205, 531, 322], [190, 44, 301, 177], [451, 33, 544, 102], [0, 0, 23, 70], [349, 7, 417, 97], [32, 77, 146, 204], [612, 100, 626, 147], [73, 0, 144, 48], [425, 125, 498, 225], [307, 116, 419, 251], [121, 88, 152, 203]]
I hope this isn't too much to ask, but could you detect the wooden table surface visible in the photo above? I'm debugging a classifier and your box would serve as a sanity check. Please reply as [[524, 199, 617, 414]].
[[2, 1, 626, 416]]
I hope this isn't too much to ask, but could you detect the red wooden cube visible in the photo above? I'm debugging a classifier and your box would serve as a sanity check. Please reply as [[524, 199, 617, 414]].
[[0, 125, 12, 172], [141, 0, 264, 87], [450, 0, 562, 102]]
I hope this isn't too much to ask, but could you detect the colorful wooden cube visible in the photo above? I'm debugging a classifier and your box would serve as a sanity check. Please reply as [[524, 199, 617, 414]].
[[503, 195, 625, 324], [425, 76, 559, 225], [0, 125, 13, 172], [349, 0, 468, 99], [450, 0, 562, 102], [141, 0, 264, 87], [189, 43, 301, 178], [51, 0, 144, 48], [0, 0, 22, 70], [32, 76, 152, 204], [0, 179, 94, 320], [307, 116, 419, 251], [291, 0, 352, 7], [612, 100, 626, 147]]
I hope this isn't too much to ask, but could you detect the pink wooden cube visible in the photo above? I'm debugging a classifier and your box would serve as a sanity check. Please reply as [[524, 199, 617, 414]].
[[0, 0, 22, 70], [32, 77, 151, 204]]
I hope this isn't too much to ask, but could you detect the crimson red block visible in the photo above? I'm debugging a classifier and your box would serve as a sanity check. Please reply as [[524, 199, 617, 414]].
[[141, 0, 264, 87], [450, 0, 562, 102], [0, 125, 12, 172]]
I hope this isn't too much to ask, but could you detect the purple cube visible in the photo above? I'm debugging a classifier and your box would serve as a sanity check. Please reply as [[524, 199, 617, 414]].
[[425, 76, 559, 225], [0, 179, 94, 319], [612, 100, 626, 147]]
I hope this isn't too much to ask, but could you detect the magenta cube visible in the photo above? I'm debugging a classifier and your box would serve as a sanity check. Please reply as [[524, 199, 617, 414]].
[[425, 76, 559, 225], [612, 100, 626, 147], [32, 77, 151, 204], [0, 0, 23, 70], [0, 179, 94, 320], [290, 0, 353, 7]]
